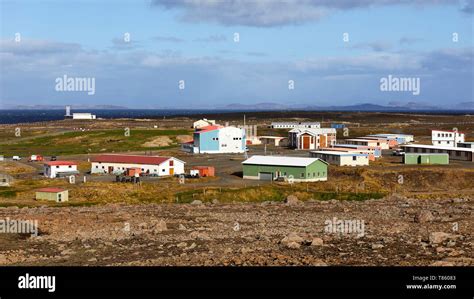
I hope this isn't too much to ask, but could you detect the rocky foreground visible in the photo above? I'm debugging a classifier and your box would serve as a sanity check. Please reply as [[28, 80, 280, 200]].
[[0, 195, 472, 266]]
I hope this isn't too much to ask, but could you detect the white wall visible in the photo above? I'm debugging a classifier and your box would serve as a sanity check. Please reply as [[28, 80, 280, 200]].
[[432, 130, 465, 147], [217, 127, 245, 153], [91, 158, 184, 176], [339, 155, 369, 166], [44, 165, 78, 178]]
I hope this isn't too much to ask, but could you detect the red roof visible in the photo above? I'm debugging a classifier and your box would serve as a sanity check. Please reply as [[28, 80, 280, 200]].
[[91, 154, 171, 165], [195, 125, 222, 134], [45, 161, 77, 166], [36, 187, 66, 193]]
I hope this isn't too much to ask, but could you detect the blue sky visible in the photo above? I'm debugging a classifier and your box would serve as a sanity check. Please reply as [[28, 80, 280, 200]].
[[0, 0, 473, 109]]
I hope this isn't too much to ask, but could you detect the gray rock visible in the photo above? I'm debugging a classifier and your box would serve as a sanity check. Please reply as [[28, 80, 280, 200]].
[[285, 195, 301, 205], [191, 200, 203, 205], [281, 232, 304, 246], [371, 244, 384, 249], [414, 210, 435, 223], [286, 241, 301, 249], [429, 232, 453, 244], [311, 237, 324, 246]]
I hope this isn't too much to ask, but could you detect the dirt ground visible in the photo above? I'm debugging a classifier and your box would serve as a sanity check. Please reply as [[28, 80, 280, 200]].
[[0, 194, 472, 266], [1, 111, 473, 266]]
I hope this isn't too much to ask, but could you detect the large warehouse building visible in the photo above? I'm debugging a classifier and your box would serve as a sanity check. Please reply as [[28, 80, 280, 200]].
[[400, 144, 474, 162], [242, 155, 328, 182], [91, 155, 185, 176]]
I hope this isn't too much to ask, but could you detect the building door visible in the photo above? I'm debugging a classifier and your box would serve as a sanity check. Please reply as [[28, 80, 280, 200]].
[[320, 135, 326, 148], [57, 193, 62, 202], [108, 166, 114, 173], [302, 136, 310, 149], [169, 168, 174, 176], [259, 172, 273, 181]]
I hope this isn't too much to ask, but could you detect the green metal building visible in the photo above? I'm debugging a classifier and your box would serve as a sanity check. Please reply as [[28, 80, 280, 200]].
[[403, 153, 449, 165], [242, 155, 328, 182]]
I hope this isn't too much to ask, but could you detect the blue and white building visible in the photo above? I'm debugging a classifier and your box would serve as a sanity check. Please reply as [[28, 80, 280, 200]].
[[182, 125, 246, 154], [367, 133, 414, 145]]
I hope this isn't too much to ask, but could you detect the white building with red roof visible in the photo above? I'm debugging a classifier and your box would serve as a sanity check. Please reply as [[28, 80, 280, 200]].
[[43, 161, 79, 178], [90, 154, 185, 176]]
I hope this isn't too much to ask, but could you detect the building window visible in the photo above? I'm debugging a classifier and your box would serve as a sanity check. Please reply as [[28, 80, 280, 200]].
[[353, 156, 357, 161], [170, 160, 174, 166], [96, 166, 98, 168], [162, 169, 165, 172], [300, 173, 304, 178]]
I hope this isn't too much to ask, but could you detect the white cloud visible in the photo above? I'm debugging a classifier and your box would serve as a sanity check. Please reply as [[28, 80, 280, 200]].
[[152, 0, 457, 27]]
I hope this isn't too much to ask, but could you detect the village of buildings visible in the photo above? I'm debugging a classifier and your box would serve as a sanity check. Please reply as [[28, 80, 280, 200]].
[[1, 106, 473, 204]]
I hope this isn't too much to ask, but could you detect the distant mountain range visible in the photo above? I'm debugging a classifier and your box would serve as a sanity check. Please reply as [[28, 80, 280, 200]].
[[1, 104, 129, 110], [1, 102, 473, 111], [222, 101, 474, 111]]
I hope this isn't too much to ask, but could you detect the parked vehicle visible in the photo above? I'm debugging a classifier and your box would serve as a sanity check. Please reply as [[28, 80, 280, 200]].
[[28, 155, 44, 162], [12, 156, 21, 161], [392, 149, 405, 156], [50, 156, 57, 161]]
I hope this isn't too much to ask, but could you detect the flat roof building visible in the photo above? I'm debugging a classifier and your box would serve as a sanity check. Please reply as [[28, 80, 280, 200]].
[[367, 134, 414, 144], [258, 136, 288, 147], [400, 144, 474, 162], [310, 151, 369, 166], [432, 130, 465, 147], [270, 122, 320, 129], [72, 113, 96, 120], [343, 138, 390, 149], [403, 153, 449, 165]]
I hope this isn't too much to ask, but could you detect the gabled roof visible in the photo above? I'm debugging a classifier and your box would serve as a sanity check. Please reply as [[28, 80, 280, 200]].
[[289, 128, 336, 134], [45, 161, 77, 166], [91, 155, 184, 165], [242, 155, 328, 167], [195, 125, 223, 134]]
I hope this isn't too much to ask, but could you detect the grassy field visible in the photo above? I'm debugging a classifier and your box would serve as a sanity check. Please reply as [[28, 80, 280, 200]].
[[0, 129, 191, 156]]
